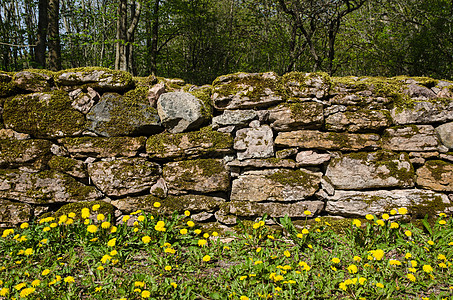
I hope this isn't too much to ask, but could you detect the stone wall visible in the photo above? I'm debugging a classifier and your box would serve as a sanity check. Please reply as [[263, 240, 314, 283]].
[[1, 67, 453, 228]]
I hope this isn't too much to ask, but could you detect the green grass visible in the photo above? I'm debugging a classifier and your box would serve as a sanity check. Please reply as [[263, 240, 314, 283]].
[[0, 204, 452, 300]]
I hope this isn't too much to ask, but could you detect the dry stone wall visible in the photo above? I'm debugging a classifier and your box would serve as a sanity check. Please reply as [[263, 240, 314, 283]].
[[1, 67, 453, 228]]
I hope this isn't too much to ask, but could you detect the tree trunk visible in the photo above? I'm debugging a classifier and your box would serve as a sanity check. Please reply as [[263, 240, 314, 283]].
[[48, 0, 61, 70], [148, 0, 160, 75], [115, 0, 127, 70], [126, 1, 141, 75], [35, 0, 48, 68]]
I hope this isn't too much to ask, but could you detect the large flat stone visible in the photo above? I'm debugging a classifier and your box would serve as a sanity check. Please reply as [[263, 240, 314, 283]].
[[87, 91, 162, 137], [282, 72, 330, 99], [325, 151, 415, 190], [146, 127, 233, 160], [436, 122, 453, 149], [13, 70, 53, 92], [0, 138, 52, 170], [88, 158, 161, 197], [0, 199, 34, 227], [212, 110, 257, 129], [275, 130, 380, 151], [230, 169, 321, 202], [234, 124, 274, 160], [325, 189, 451, 217], [58, 136, 146, 158], [216, 200, 324, 224], [0, 169, 102, 204], [391, 100, 453, 124], [416, 160, 453, 191], [383, 125, 440, 152], [212, 72, 284, 110], [163, 159, 230, 194], [3, 91, 86, 138], [268, 102, 323, 131], [325, 107, 392, 132]]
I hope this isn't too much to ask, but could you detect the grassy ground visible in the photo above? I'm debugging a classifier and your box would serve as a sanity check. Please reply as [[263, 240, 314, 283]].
[[0, 203, 452, 300]]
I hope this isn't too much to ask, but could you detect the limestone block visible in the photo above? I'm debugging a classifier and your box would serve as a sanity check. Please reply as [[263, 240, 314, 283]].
[[230, 169, 321, 202], [48, 156, 87, 178], [0, 138, 52, 170], [296, 151, 331, 166], [56, 68, 134, 92], [88, 157, 161, 197], [282, 72, 330, 99], [146, 127, 233, 160], [111, 194, 225, 214], [227, 158, 296, 169], [87, 92, 162, 137], [416, 160, 453, 191], [212, 72, 284, 110], [325, 151, 415, 190], [13, 70, 53, 92], [234, 125, 274, 160], [217, 200, 325, 224], [157, 91, 207, 133], [0, 169, 102, 204], [70, 87, 100, 114], [0, 199, 34, 226], [391, 100, 453, 124], [325, 108, 392, 132], [268, 102, 323, 131], [383, 125, 440, 151], [275, 130, 380, 151], [163, 159, 230, 194], [3, 91, 86, 138], [436, 122, 453, 149], [212, 110, 257, 129], [325, 189, 451, 217]]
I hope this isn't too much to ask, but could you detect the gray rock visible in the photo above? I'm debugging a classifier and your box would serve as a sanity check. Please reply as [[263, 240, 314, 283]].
[[56, 68, 134, 92], [212, 72, 284, 110], [325, 189, 451, 217], [217, 200, 325, 224], [0, 199, 34, 227], [296, 151, 331, 166], [163, 159, 230, 194], [157, 92, 206, 133], [3, 91, 86, 138], [276, 148, 298, 159], [191, 211, 214, 222], [87, 92, 162, 137], [59, 136, 146, 158], [48, 156, 87, 178], [111, 194, 225, 214], [150, 178, 168, 199], [212, 110, 257, 129], [325, 151, 415, 190], [404, 84, 437, 99], [325, 108, 392, 132], [147, 82, 166, 107], [146, 127, 233, 160], [0, 169, 102, 204], [282, 72, 330, 99], [268, 102, 323, 131], [275, 130, 381, 151], [383, 125, 440, 151], [13, 70, 53, 92], [391, 101, 453, 124], [227, 158, 296, 169], [230, 168, 321, 202], [234, 125, 274, 160], [0, 138, 52, 170], [416, 160, 453, 192], [0, 129, 30, 140], [436, 122, 453, 149], [70, 87, 100, 114], [88, 157, 161, 197]]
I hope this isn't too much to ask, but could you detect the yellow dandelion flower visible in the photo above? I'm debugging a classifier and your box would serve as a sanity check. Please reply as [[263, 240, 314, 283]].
[[389, 259, 402, 266], [187, 220, 195, 227], [111, 226, 117, 233], [142, 236, 151, 244], [134, 281, 145, 287], [404, 230, 412, 237], [66, 218, 74, 225], [427, 240, 434, 246], [382, 213, 389, 220], [239, 275, 247, 280], [164, 265, 172, 271], [184, 210, 190, 216], [95, 286, 102, 292], [254, 261, 263, 265], [359, 277, 366, 285], [439, 262, 447, 268], [170, 282, 177, 288], [101, 221, 111, 229], [212, 231, 219, 237], [96, 214, 105, 221], [20, 222, 29, 229], [407, 273, 416, 282], [390, 209, 397, 215], [122, 215, 130, 223], [31, 280, 41, 287], [20, 287, 35, 298], [398, 207, 408, 215], [376, 220, 385, 226], [84, 219, 90, 225], [68, 212, 76, 218], [439, 220, 447, 225], [42, 269, 51, 276], [101, 254, 112, 264], [92, 204, 100, 211], [81, 208, 90, 219], [410, 260, 418, 268], [97, 266, 104, 271], [303, 210, 311, 216], [14, 283, 26, 290], [202, 255, 211, 262], [194, 229, 201, 234], [365, 214, 374, 220], [390, 222, 399, 229], [107, 238, 116, 247], [240, 296, 249, 300], [198, 239, 207, 247], [24, 248, 33, 256], [64, 276, 75, 283], [372, 249, 385, 260], [339, 282, 347, 291], [87, 225, 98, 233], [110, 250, 118, 256], [331, 257, 340, 264], [422, 265, 433, 273], [0, 287, 10, 296], [315, 217, 321, 222], [353, 256, 361, 262], [348, 264, 358, 274], [180, 228, 188, 235], [253, 222, 260, 229], [153, 202, 161, 208], [137, 215, 145, 222], [283, 250, 290, 257], [203, 233, 209, 238], [302, 228, 309, 234], [376, 282, 384, 288], [352, 219, 361, 227], [437, 254, 446, 260]]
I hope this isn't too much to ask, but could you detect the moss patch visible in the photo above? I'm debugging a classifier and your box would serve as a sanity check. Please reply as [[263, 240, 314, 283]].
[[265, 169, 319, 188]]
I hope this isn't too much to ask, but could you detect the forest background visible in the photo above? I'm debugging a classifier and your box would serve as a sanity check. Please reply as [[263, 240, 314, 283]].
[[0, 0, 452, 85]]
